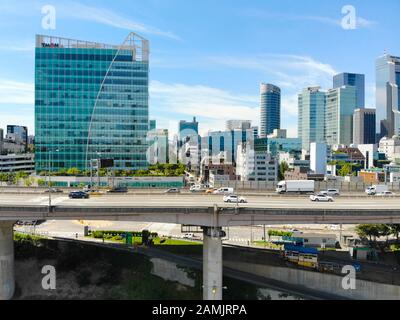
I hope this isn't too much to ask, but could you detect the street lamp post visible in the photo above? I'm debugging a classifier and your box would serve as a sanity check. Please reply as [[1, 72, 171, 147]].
[[96, 152, 102, 188]]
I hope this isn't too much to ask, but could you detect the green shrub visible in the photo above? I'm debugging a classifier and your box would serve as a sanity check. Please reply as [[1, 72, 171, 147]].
[[268, 230, 293, 238], [92, 231, 104, 239]]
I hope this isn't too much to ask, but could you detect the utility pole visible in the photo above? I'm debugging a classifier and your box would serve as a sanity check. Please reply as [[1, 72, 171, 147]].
[[90, 159, 93, 189], [263, 224, 266, 247], [48, 149, 59, 209], [48, 150, 52, 209]]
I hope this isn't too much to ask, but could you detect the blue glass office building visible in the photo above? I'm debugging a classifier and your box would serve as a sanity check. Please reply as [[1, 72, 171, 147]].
[[298, 87, 326, 151], [260, 83, 281, 138], [35, 33, 149, 172], [376, 54, 400, 138], [333, 73, 365, 108]]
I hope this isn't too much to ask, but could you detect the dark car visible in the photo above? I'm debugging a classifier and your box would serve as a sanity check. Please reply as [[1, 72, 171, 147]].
[[107, 186, 128, 193], [69, 191, 89, 199]]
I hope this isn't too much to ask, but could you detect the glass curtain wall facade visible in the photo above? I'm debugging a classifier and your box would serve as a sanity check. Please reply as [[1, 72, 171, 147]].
[[260, 83, 281, 138], [325, 86, 357, 146], [35, 33, 149, 172], [353, 108, 376, 145], [376, 54, 400, 139], [298, 87, 326, 151], [333, 73, 365, 108]]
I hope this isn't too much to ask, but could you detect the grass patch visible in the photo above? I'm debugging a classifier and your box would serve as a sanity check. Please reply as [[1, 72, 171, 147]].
[[86, 232, 201, 247], [252, 241, 283, 250]]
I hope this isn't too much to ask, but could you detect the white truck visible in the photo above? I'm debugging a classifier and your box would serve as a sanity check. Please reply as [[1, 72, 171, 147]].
[[276, 180, 315, 194], [365, 185, 388, 196]]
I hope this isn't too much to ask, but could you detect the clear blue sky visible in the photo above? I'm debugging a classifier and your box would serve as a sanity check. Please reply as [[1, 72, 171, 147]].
[[0, 0, 399, 137]]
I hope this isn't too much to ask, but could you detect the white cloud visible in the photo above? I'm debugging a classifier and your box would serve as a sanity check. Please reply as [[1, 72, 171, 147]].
[[0, 79, 34, 104], [58, 2, 181, 41], [150, 80, 259, 136], [0, 40, 34, 52], [206, 54, 337, 90], [206, 54, 337, 120], [245, 9, 377, 30]]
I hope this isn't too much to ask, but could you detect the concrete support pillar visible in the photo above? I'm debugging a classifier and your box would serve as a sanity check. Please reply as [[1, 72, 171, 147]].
[[0, 221, 15, 300], [203, 227, 224, 300]]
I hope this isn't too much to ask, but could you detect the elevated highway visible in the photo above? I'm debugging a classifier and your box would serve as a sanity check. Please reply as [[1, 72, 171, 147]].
[[0, 194, 400, 225], [1, 193, 400, 301]]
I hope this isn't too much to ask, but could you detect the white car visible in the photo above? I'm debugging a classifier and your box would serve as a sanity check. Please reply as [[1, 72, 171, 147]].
[[321, 189, 340, 196], [376, 191, 396, 197], [310, 194, 334, 202], [223, 195, 247, 203], [213, 187, 235, 195]]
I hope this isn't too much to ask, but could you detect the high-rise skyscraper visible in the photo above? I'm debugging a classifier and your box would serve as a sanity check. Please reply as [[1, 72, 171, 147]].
[[147, 129, 169, 165], [333, 73, 365, 108], [376, 54, 400, 139], [353, 108, 376, 145], [298, 87, 326, 151], [35, 33, 149, 172], [6, 125, 28, 150], [260, 83, 281, 138], [325, 86, 357, 146], [178, 117, 199, 147]]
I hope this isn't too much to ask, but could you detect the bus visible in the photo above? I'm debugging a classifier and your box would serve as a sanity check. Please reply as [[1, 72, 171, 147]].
[[284, 244, 319, 269]]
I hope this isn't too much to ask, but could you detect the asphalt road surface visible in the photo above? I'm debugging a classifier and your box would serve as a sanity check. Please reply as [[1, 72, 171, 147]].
[[1, 193, 400, 209]]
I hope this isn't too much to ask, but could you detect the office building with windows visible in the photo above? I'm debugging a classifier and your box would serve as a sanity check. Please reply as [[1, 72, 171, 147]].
[[147, 129, 169, 165], [35, 33, 150, 172], [333, 73, 365, 108], [236, 143, 278, 182], [353, 108, 376, 145], [260, 83, 281, 138], [376, 54, 400, 139], [6, 125, 28, 150], [298, 87, 326, 151], [226, 120, 252, 131], [325, 86, 357, 146], [178, 117, 199, 147], [202, 128, 254, 165]]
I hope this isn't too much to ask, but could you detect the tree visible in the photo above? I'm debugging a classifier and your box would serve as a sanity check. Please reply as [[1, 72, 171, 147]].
[[278, 162, 289, 181], [66, 168, 80, 176], [24, 177, 35, 187], [355, 224, 382, 243], [338, 163, 353, 177], [389, 225, 400, 243]]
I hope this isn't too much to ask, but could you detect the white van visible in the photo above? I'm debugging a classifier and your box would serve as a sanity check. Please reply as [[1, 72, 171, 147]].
[[213, 187, 234, 195]]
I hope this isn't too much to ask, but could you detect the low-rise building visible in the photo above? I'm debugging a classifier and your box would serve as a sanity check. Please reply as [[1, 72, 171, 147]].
[[293, 232, 338, 248], [284, 167, 325, 181], [0, 153, 35, 173], [379, 136, 400, 162], [236, 144, 278, 182], [358, 169, 385, 184], [200, 160, 236, 184], [209, 172, 232, 186]]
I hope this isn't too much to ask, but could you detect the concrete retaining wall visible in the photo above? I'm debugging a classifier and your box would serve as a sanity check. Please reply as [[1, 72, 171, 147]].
[[224, 260, 400, 300]]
